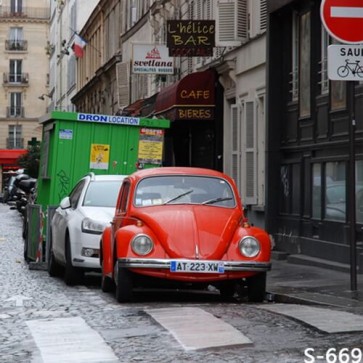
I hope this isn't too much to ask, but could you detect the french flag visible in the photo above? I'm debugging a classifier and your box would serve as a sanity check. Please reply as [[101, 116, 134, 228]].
[[72, 34, 87, 58]]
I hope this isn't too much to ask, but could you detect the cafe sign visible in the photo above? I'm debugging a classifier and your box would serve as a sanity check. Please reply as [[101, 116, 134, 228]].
[[166, 20, 215, 57], [132, 44, 174, 74]]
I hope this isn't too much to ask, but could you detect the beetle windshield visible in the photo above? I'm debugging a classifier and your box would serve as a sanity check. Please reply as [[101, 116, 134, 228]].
[[134, 175, 236, 207]]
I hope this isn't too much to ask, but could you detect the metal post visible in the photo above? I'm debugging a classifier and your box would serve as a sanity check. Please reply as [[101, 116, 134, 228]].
[[349, 80, 357, 291]]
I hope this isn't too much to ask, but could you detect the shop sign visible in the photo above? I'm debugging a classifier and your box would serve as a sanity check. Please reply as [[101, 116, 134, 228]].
[[132, 44, 174, 74], [166, 20, 215, 57]]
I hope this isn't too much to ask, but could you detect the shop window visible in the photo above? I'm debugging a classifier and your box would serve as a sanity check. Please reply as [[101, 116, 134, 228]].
[[312, 163, 322, 219], [279, 163, 300, 215], [357, 160, 363, 224], [325, 161, 346, 221]]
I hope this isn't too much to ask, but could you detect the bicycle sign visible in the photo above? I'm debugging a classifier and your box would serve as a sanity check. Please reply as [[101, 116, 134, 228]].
[[328, 44, 363, 80]]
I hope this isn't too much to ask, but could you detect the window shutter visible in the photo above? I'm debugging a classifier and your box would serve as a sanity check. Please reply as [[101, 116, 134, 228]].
[[243, 101, 257, 204], [217, 0, 247, 46], [116, 62, 130, 109], [260, 0, 267, 32], [231, 104, 241, 191]]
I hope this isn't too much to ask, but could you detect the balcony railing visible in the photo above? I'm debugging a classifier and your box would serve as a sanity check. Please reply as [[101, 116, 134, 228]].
[[7, 106, 24, 118], [7, 138, 24, 149], [3, 73, 29, 85], [0, 6, 50, 20], [5, 40, 28, 51]]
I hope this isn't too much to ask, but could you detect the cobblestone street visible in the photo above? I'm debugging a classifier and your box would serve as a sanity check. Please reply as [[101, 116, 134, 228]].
[[1, 203, 363, 363]]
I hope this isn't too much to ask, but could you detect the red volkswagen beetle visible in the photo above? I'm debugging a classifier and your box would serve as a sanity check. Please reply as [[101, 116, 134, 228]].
[[100, 167, 271, 302]]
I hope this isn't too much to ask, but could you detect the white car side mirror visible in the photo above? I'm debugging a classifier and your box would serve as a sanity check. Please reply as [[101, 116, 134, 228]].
[[60, 196, 71, 209]]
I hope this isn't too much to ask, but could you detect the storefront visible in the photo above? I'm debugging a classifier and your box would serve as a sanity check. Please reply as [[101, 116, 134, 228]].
[[266, 0, 363, 272], [0, 149, 27, 191], [153, 69, 224, 170]]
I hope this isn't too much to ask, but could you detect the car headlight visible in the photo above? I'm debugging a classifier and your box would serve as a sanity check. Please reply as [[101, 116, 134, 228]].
[[131, 234, 154, 256], [81, 218, 107, 234], [239, 236, 260, 258]]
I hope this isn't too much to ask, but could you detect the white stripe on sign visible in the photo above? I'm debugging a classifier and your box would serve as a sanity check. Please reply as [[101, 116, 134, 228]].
[[146, 307, 252, 351], [26, 317, 119, 363], [258, 304, 363, 334], [331, 6, 363, 18]]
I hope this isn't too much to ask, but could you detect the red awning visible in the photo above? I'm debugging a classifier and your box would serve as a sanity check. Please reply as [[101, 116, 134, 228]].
[[154, 69, 215, 121], [0, 149, 27, 166], [120, 98, 145, 116]]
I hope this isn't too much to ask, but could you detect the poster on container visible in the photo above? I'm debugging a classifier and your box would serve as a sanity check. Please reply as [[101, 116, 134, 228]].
[[90, 144, 110, 170], [132, 44, 174, 74], [138, 128, 164, 165]]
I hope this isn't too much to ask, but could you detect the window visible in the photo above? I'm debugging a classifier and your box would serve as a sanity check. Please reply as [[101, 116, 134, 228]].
[[9, 60, 22, 83], [291, 12, 299, 101], [9, 27, 24, 50], [9, 92, 22, 117], [8, 125, 22, 148], [299, 11, 311, 118], [11, 0, 23, 14], [312, 163, 322, 219], [357, 160, 363, 224], [216, 0, 247, 46], [279, 163, 300, 215], [325, 161, 346, 221], [320, 27, 329, 94]]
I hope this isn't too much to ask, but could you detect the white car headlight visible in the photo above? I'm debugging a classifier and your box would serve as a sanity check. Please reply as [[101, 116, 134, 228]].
[[81, 218, 107, 234], [239, 236, 260, 258], [131, 234, 154, 256]]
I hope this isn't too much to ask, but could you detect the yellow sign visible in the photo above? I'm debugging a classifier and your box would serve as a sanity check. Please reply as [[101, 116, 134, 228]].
[[138, 128, 164, 164], [90, 144, 110, 170]]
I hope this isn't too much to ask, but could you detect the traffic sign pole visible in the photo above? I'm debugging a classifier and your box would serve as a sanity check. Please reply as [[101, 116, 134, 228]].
[[321, 0, 358, 291]]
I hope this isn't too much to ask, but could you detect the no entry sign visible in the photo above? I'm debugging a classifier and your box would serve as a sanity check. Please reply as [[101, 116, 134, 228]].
[[321, 0, 363, 43]]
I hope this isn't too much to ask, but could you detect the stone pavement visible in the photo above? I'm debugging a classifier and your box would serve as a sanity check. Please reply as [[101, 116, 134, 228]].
[[266, 253, 363, 312]]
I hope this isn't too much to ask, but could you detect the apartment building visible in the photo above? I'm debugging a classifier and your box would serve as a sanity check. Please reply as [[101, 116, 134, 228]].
[[0, 0, 50, 188]]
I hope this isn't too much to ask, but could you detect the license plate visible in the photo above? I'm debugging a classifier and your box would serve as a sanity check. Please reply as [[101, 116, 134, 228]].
[[170, 260, 225, 273]]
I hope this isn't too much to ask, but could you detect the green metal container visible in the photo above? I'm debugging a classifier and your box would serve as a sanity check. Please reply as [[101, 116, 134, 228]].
[[26, 111, 170, 262]]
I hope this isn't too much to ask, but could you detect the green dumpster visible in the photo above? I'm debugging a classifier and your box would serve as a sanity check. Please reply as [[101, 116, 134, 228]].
[[26, 111, 170, 263]]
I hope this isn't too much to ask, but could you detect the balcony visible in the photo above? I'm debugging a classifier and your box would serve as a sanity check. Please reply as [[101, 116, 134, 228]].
[[5, 40, 28, 52], [3, 73, 29, 86], [7, 106, 25, 118], [0, 6, 50, 20], [7, 138, 24, 149]]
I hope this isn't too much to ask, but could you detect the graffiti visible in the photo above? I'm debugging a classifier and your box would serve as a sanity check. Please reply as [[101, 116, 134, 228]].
[[57, 170, 70, 201], [280, 166, 289, 197]]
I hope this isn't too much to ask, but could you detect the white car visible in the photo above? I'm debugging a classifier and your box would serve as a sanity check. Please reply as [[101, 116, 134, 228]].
[[48, 173, 126, 285]]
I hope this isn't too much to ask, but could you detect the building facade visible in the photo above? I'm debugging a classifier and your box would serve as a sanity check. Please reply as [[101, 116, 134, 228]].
[[71, 0, 268, 228], [266, 0, 363, 271], [0, 0, 50, 188]]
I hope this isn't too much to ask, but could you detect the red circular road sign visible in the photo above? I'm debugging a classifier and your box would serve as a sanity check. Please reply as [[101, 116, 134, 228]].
[[321, 0, 363, 43]]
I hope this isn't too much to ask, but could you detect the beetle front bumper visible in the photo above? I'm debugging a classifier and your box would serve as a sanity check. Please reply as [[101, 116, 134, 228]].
[[118, 258, 271, 272]]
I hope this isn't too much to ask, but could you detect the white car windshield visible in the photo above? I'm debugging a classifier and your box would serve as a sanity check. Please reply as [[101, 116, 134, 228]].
[[134, 175, 235, 207], [83, 181, 122, 207]]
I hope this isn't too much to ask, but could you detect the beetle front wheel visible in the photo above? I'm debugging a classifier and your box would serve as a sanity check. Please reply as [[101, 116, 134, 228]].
[[115, 262, 133, 302], [247, 272, 266, 302]]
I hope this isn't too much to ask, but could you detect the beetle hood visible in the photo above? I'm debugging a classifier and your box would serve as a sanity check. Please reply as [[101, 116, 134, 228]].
[[133, 205, 241, 259]]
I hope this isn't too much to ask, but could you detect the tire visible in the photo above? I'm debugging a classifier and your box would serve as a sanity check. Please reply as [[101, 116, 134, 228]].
[[247, 272, 266, 303], [115, 262, 133, 302], [47, 239, 62, 277], [64, 235, 83, 286], [101, 274, 115, 293]]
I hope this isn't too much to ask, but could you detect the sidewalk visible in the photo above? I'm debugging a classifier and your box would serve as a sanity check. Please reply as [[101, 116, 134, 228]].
[[266, 255, 363, 311]]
